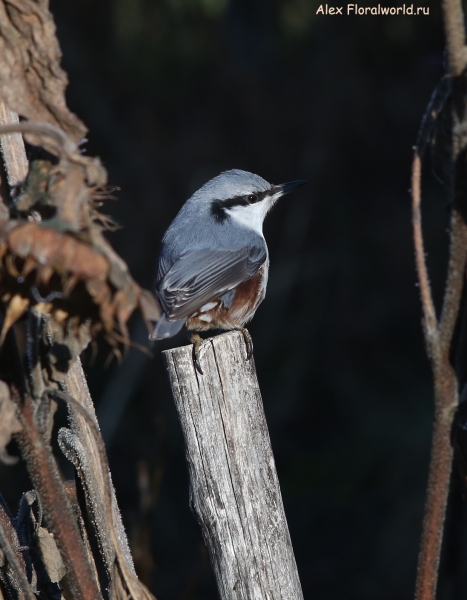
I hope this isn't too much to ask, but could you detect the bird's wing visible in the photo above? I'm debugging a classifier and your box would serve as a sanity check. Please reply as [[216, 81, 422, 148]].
[[156, 243, 267, 320]]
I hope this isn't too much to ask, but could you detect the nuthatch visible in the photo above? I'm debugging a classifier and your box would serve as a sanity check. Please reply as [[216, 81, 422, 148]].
[[150, 169, 306, 372]]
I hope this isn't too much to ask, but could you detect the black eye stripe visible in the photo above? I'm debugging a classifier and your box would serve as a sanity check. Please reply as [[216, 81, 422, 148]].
[[210, 188, 271, 223]]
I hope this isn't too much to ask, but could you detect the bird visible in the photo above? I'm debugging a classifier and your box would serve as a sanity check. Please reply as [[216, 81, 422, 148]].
[[150, 169, 306, 373]]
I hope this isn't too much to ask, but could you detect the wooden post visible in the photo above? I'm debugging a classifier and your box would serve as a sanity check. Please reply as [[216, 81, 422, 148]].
[[163, 331, 303, 600]]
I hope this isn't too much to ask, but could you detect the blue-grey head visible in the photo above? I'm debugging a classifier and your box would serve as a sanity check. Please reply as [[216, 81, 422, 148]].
[[186, 169, 307, 235]]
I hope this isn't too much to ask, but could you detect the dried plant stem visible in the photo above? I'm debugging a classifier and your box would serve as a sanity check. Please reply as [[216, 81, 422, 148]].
[[413, 0, 467, 597], [0, 102, 102, 598], [0, 121, 77, 158], [50, 387, 154, 599], [414, 373, 457, 600], [413, 153, 467, 600], [0, 100, 140, 597], [17, 394, 101, 600], [65, 359, 137, 578], [412, 154, 437, 340], [0, 504, 35, 600]]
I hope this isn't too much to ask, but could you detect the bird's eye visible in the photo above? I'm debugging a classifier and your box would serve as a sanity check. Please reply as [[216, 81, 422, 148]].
[[245, 194, 258, 204]]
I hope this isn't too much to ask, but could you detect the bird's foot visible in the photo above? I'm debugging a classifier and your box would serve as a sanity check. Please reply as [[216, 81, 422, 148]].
[[189, 333, 205, 375], [235, 327, 253, 360]]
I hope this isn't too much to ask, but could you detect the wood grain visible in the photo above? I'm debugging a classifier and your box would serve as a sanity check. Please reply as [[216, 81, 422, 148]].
[[163, 330, 303, 600]]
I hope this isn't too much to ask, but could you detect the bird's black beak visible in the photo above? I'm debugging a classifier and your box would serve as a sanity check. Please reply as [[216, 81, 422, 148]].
[[271, 180, 307, 198]]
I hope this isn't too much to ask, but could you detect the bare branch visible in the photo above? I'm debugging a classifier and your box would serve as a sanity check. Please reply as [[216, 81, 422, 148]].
[[411, 0, 467, 587], [415, 373, 457, 600], [0, 121, 79, 161], [412, 157, 461, 600], [412, 152, 438, 350]]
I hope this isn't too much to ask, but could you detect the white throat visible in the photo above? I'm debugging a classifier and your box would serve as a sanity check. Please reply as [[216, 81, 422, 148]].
[[226, 200, 272, 235]]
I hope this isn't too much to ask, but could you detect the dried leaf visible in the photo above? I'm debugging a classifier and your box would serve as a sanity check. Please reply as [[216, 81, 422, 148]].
[[0, 100, 160, 355], [14, 491, 64, 598], [36, 527, 66, 584], [0, 221, 161, 348], [0, 381, 21, 463], [8, 222, 109, 278], [0, 293, 29, 344]]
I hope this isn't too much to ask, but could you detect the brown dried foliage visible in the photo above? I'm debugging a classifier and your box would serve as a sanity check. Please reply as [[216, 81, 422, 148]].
[[0, 218, 160, 347], [0, 0, 162, 599], [0, 119, 160, 351], [0, 0, 161, 349]]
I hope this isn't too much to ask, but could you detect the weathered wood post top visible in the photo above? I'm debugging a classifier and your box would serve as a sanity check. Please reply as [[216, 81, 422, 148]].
[[163, 330, 303, 600]]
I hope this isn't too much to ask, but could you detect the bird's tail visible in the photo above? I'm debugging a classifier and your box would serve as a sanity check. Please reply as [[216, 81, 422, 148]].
[[149, 313, 186, 340]]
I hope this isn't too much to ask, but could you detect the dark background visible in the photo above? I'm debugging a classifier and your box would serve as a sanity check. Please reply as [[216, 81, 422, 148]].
[[12, 0, 465, 598]]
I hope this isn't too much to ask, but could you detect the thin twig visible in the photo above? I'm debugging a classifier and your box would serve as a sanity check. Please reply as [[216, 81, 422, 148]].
[[412, 145, 467, 600], [414, 372, 457, 600], [413, 0, 467, 597], [412, 153, 438, 348], [0, 122, 78, 159]]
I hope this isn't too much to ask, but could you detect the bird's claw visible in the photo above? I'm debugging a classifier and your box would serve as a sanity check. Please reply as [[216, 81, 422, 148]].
[[238, 328, 253, 360], [190, 333, 204, 375], [190, 329, 252, 373]]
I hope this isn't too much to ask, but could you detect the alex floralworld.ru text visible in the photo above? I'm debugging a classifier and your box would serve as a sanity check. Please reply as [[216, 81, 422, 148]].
[[316, 4, 429, 14]]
